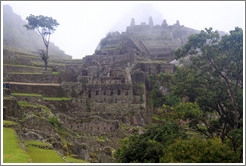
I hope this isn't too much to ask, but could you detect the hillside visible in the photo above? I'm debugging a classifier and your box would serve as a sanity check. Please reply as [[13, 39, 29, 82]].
[[2, 15, 199, 163], [3, 7, 242, 163], [3, 5, 72, 60]]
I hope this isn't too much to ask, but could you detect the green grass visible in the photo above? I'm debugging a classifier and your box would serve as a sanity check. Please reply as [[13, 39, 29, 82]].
[[3, 120, 18, 126], [4, 64, 44, 69], [18, 101, 51, 114], [42, 97, 72, 101], [15, 54, 40, 59], [49, 62, 66, 66], [140, 61, 167, 63], [11, 93, 42, 97], [26, 145, 65, 163], [25, 141, 52, 148], [52, 71, 60, 75], [3, 127, 31, 163], [64, 156, 88, 163]]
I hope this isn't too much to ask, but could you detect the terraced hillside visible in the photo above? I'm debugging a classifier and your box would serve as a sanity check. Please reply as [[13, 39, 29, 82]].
[[3, 40, 177, 163], [3, 14, 200, 163], [3, 48, 88, 163]]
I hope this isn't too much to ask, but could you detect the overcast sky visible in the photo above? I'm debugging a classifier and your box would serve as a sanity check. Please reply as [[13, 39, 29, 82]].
[[2, 1, 245, 59]]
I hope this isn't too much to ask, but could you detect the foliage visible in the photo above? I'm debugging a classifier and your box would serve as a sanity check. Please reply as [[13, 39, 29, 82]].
[[150, 86, 165, 108], [49, 116, 59, 128], [3, 127, 31, 163], [157, 102, 202, 129], [115, 122, 186, 163], [163, 93, 182, 107], [171, 27, 243, 154], [161, 137, 239, 163], [24, 14, 59, 70]]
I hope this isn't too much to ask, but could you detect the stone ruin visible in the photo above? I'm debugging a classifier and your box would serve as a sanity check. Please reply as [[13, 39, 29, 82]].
[[3, 16, 199, 162]]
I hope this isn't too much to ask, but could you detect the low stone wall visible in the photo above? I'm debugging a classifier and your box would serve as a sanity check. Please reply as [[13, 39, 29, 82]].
[[9, 83, 65, 97], [3, 65, 51, 73], [3, 49, 43, 65], [3, 98, 21, 120], [5, 73, 61, 83]]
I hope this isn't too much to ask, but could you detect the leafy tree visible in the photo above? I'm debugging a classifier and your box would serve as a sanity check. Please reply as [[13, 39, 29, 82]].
[[150, 85, 165, 108], [161, 137, 239, 163], [114, 122, 186, 163], [172, 27, 243, 154], [24, 15, 59, 70]]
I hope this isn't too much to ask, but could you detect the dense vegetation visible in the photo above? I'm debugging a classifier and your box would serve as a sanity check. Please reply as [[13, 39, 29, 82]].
[[115, 27, 243, 163]]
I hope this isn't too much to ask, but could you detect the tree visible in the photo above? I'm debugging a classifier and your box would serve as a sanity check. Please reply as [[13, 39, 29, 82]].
[[173, 27, 243, 155], [114, 122, 186, 162], [24, 14, 59, 70], [161, 137, 239, 163]]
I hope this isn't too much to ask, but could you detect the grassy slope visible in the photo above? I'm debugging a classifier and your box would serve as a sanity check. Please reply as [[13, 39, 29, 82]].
[[3, 127, 31, 163], [25, 145, 65, 163]]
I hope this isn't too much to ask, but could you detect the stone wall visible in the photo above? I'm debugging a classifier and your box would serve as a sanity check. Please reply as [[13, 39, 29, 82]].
[[4, 73, 61, 83], [9, 83, 66, 97], [133, 62, 175, 75], [3, 65, 50, 73], [3, 98, 21, 120]]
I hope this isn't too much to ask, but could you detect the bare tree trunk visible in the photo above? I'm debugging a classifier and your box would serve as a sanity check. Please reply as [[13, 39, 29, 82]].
[[45, 45, 49, 71]]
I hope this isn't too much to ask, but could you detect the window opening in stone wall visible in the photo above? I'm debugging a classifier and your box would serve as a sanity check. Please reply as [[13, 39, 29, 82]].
[[96, 90, 99, 95], [125, 90, 129, 95], [110, 90, 114, 96], [88, 90, 91, 98]]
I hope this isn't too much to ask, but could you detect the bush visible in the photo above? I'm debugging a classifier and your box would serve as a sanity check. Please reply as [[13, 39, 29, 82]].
[[115, 122, 186, 163], [161, 137, 239, 163], [49, 116, 59, 128]]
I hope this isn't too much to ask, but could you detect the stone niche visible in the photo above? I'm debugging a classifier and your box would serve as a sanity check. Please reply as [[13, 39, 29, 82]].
[[131, 71, 146, 84]]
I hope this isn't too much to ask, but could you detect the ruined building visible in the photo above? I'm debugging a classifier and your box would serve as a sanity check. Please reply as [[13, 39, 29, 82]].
[[3, 16, 199, 162]]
